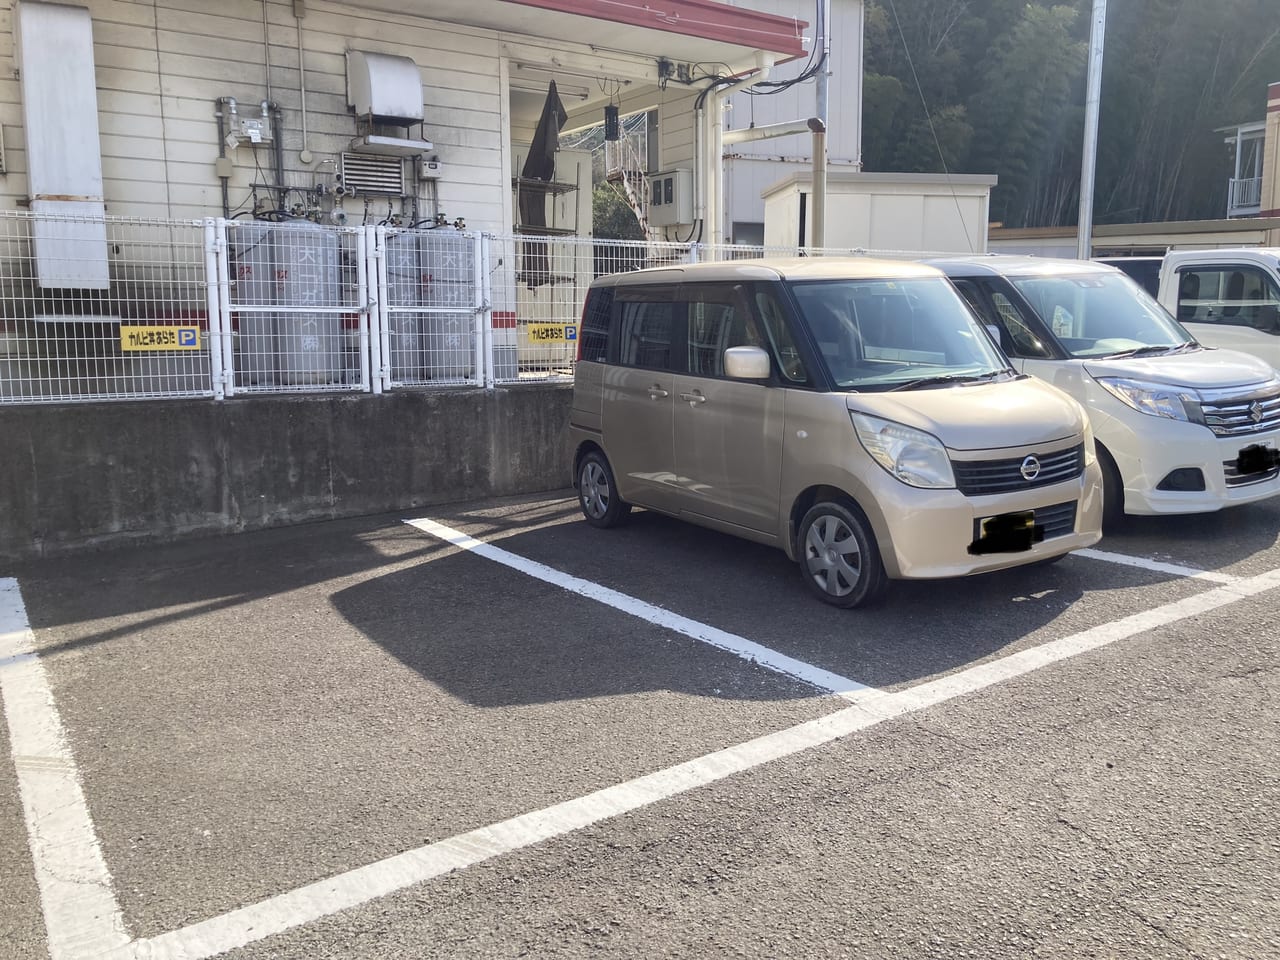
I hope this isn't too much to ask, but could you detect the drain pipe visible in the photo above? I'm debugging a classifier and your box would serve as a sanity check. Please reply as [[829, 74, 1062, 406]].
[[705, 53, 775, 252], [214, 97, 237, 218], [810, 118, 827, 250]]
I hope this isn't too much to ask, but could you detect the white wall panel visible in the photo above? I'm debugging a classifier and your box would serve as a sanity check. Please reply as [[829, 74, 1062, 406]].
[[0, 0, 524, 231], [14, 1, 109, 288]]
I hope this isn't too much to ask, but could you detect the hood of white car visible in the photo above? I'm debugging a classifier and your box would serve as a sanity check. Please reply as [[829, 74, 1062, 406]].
[[1083, 347, 1277, 390]]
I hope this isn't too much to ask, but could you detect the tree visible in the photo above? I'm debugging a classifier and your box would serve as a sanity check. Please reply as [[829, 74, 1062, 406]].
[[967, 3, 1087, 226], [861, 0, 1280, 227], [592, 184, 644, 240]]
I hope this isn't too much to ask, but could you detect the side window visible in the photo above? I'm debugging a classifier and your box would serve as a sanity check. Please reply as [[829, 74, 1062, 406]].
[[1178, 267, 1280, 334], [756, 288, 808, 383], [989, 290, 1052, 358], [951, 279, 1004, 349], [952, 280, 1051, 359], [617, 295, 679, 371], [578, 287, 613, 363], [684, 283, 771, 378]]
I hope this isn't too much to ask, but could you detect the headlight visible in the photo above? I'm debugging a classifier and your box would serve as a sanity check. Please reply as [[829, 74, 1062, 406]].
[[1093, 376, 1202, 425], [851, 412, 956, 489]]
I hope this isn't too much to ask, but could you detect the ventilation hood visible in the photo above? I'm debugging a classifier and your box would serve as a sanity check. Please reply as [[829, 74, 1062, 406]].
[[346, 51, 424, 124]]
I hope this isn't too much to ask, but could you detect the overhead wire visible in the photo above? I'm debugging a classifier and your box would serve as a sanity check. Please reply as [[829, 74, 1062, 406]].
[[885, 0, 974, 250]]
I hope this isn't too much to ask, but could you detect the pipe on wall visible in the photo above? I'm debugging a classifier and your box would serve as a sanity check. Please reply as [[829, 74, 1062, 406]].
[[704, 53, 775, 252]]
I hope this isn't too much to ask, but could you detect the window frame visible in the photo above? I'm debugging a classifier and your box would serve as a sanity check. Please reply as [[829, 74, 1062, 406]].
[[951, 278, 1060, 360], [676, 280, 811, 386], [611, 284, 687, 373], [1174, 264, 1280, 335]]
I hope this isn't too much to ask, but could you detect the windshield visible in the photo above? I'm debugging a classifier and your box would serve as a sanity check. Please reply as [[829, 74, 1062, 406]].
[[1010, 272, 1196, 359], [787, 277, 1012, 391]]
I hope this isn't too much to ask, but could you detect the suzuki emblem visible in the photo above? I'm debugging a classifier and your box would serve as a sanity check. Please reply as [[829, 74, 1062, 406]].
[[1250, 400, 1265, 424]]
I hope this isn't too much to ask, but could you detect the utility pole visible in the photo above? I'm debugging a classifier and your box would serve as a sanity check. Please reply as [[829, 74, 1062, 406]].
[[1076, 0, 1106, 260]]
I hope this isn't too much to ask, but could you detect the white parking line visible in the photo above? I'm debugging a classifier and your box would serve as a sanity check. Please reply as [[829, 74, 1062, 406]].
[[123, 563, 1280, 960], [6, 526, 1268, 960], [404, 517, 876, 700], [0, 579, 130, 960], [1074, 547, 1241, 583]]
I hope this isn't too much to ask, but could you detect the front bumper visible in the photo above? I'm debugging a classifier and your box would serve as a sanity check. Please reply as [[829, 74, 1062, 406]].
[[1098, 414, 1280, 515], [864, 458, 1104, 580]]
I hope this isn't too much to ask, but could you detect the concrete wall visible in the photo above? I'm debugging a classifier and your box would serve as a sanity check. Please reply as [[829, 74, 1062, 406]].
[[0, 385, 574, 563]]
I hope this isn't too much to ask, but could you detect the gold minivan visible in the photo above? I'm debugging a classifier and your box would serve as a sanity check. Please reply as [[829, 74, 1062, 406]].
[[569, 258, 1103, 607]]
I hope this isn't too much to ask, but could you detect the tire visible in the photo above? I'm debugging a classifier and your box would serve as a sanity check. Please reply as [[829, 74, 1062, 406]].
[[577, 450, 631, 529], [1097, 443, 1125, 530], [797, 500, 889, 608]]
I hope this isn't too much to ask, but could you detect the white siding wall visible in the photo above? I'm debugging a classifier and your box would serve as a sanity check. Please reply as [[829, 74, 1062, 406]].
[[658, 91, 699, 175], [724, 0, 862, 164], [0, 0, 633, 232], [725, 157, 797, 238], [719, 0, 863, 237]]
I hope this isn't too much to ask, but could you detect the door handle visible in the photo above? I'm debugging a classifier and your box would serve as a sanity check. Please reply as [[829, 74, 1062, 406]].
[[679, 391, 707, 405], [647, 386, 669, 399]]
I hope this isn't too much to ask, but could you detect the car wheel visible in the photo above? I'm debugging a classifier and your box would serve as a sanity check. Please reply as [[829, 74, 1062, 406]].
[[1097, 443, 1125, 530], [798, 500, 888, 608], [577, 450, 631, 529]]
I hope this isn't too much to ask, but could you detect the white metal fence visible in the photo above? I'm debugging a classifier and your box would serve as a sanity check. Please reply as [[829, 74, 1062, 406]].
[[0, 210, 950, 404]]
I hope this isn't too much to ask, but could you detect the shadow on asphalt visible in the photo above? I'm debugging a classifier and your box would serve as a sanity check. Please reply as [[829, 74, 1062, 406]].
[[11, 490, 1275, 703], [332, 498, 1102, 699]]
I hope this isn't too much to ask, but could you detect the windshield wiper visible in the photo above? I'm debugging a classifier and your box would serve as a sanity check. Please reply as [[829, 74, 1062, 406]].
[[889, 370, 1007, 392], [1103, 343, 1196, 359]]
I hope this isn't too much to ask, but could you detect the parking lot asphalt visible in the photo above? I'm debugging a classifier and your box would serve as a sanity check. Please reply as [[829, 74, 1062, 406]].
[[2, 491, 1279, 959]]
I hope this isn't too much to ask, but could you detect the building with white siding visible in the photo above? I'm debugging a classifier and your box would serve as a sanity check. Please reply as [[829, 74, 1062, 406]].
[[0, 0, 811, 237]]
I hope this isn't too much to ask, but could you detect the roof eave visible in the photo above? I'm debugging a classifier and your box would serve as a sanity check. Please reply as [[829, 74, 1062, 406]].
[[499, 0, 807, 59]]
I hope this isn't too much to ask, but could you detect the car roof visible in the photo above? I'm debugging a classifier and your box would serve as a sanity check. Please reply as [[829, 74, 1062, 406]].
[[923, 255, 1120, 279], [1165, 247, 1280, 262], [593, 256, 945, 288]]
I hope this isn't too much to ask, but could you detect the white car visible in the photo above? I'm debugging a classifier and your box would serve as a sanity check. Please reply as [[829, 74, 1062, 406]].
[[1156, 248, 1280, 373], [928, 256, 1280, 524]]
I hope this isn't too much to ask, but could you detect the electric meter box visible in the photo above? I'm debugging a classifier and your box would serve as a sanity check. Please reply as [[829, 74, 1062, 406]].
[[648, 169, 693, 228]]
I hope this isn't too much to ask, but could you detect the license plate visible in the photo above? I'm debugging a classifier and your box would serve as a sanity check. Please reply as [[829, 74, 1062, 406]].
[[969, 510, 1045, 555], [1236, 444, 1280, 476]]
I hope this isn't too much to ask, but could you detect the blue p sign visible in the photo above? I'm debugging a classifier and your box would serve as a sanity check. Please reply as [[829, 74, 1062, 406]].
[[178, 328, 197, 347]]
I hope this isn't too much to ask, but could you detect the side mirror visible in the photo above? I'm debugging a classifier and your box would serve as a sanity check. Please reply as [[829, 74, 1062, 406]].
[[724, 345, 771, 380]]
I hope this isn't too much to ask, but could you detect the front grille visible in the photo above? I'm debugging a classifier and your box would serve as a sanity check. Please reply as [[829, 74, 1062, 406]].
[[1223, 456, 1280, 487], [1036, 501, 1078, 539], [1200, 386, 1280, 437], [970, 501, 1077, 542], [953, 443, 1084, 496]]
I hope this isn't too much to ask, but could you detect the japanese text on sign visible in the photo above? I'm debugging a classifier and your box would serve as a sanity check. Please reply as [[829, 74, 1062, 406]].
[[119, 326, 202, 352], [527, 324, 578, 343]]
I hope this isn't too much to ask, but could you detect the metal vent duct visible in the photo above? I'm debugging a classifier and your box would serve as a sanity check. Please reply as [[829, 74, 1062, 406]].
[[340, 153, 405, 196]]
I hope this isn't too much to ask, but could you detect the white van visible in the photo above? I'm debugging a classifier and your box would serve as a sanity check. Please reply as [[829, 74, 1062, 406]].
[[569, 258, 1103, 608], [1156, 248, 1280, 372], [931, 256, 1280, 524]]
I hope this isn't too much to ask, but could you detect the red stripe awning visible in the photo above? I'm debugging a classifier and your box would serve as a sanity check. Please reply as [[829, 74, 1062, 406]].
[[500, 0, 806, 59]]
